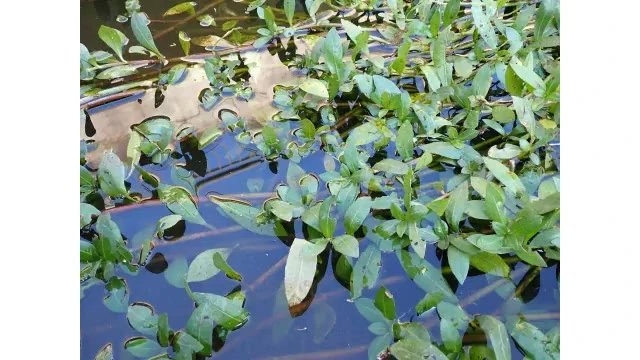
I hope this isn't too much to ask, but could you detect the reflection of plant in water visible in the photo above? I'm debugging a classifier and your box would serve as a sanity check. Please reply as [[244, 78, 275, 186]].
[[82, 0, 560, 359]]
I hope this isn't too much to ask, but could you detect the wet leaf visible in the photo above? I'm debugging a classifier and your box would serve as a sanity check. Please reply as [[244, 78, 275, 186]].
[[125, 337, 162, 358], [332, 234, 359, 258], [80, 203, 100, 228], [186, 248, 232, 283], [324, 28, 344, 81], [159, 186, 208, 226], [448, 246, 470, 284], [476, 315, 511, 360], [488, 144, 522, 159], [470, 252, 510, 277], [94, 343, 113, 360], [198, 126, 223, 150], [453, 56, 473, 79], [369, 332, 393, 360], [164, 256, 188, 288], [98, 26, 128, 62], [510, 320, 556, 359], [415, 291, 444, 315], [156, 215, 182, 238], [96, 64, 137, 80], [131, 12, 163, 58], [483, 157, 526, 195], [373, 159, 409, 175], [397, 250, 456, 301], [98, 151, 129, 198], [471, 0, 498, 49], [157, 313, 170, 347], [190, 292, 250, 330], [344, 196, 372, 235], [127, 303, 159, 336], [445, 181, 468, 232], [212, 252, 243, 281], [374, 286, 396, 320], [440, 318, 462, 352], [284, 0, 294, 26], [351, 245, 382, 299], [299, 78, 329, 98], [285, 238, 325, 306], [103, 278, 128, 313], [179, 31, 190, 56], [164, 2, 196, 16], [390, 338, 448, 360], [396, 121, 414, 160]]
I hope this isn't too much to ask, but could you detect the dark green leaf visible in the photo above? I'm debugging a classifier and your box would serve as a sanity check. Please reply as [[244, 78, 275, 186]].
[[374, 286, 396, 320], [157, 313, 170, 347], [164, 2, 196, 16], [443, 0, 461, 28], [212, 252, 243, 281], [470, 252, 510, 277], [415, 292, 444, 315]]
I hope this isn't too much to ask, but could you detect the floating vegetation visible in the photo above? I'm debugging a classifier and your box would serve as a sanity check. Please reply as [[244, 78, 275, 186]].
[[81, 0, 560, 359]]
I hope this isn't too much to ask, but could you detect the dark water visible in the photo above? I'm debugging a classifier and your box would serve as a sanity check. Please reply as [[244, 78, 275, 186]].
[[81, 1, 560, 359]]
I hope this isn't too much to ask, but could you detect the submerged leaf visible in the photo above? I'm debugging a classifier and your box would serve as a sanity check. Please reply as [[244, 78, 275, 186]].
[[187, 248, 232, 283]]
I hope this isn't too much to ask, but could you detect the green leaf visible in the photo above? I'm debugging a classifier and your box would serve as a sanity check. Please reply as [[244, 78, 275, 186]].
[[133, 116, 174, 156], [174, 331, 204, 355], [285, 238, 325, 306], [80, 240, 98, 263], [483, 157, 526, 195], [472, 64, 493, 98], [96, 65, 138, 80], [157, 313, 170, 347], [355, 298, 388, 323], [351, 245, 382, 299], [198, 127, 223, 150], [178, 31, 191, 56], [391, 38, 411, 74], [397, 250, 457, 301], [390, 338, 448, 360], [445, 181, 468, 232], [415, 292, 444, 315], [156, 214, 182, 238], [510, 63, 545, 91], [453, 56, 473, 79], [94, 343, 113, 360], [300, 78, 329, 98], [164, 256, 188, 288], [332, 234, 359, 258], [127, 303, 159, 336], [374, 286, 396, 320], [492, 106, 516, 123], [476, 315, 511, 360], [324, 28, 344, 81], [319, 197, 337, 238], [212, 252, 243, 281], [125, 337, 162, 358], [159, 185, 208, 226], [485, 182, 507, 223], [98, 26, 128, 62], [373, 159, 409, 175], [396, 121, 414, 160], [98, 150, 129, 198], [488, 144, 522, 159], [80, 203, 100, 228], [186, 248, 232, 283], [443, 0, 461, 28], [471, 0, 498, 49], [369, 332, 393, 360], [284, 0, 295, 26], [131, 12, 163, 58], [470, 252, 510, 277], [421, 142, 462, 159], [164, 2, 196, 16], [103, 278, 129, 313], [512, 96, 537, 138], [447, 246, 470, 284], [191, 292, 250, 330], [440, 318, 462, 352], [510, 320, 556, 360], [344, 196, 372, 235]]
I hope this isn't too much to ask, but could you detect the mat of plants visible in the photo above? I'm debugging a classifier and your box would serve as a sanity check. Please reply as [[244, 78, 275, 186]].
[[80, 0, 560, 359]]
